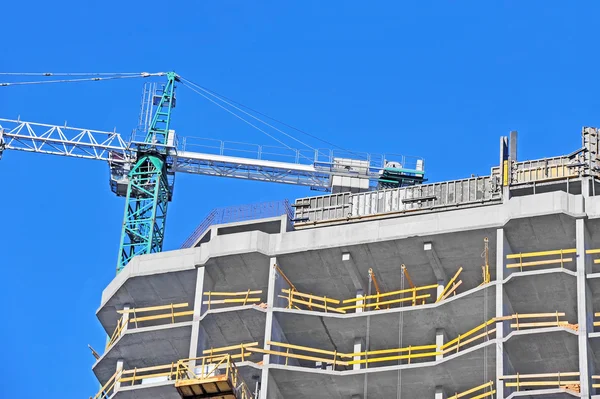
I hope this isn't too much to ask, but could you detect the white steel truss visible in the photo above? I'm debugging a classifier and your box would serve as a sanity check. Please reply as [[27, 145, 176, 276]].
[[0, 118, 380, 189]]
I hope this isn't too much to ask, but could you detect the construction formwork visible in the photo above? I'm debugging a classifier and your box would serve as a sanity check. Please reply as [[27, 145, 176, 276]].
[[92, 127, 600, 399]]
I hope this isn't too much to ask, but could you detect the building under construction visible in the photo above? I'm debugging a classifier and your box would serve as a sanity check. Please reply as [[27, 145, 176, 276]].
[[85, 125, 600, 399]]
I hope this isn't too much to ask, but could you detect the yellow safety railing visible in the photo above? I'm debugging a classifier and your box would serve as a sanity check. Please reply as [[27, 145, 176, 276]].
[[586, 248, 600, 265], [106, 316, 127, 350], [176, 354, 255, 399], [247, 341, 439, 369], [496, 312, 578, 332], [340, 284, 437, 311], [506, 248, 576, 271], [500, 372, 580, 393], [593, 313, 600, 328], [348, 344, 439, 366], [203, 289, 263, 310], [442, 319, 496, 354], [202, 341, 261, 363], [91, 354, 257, 399], [436, 267, 463, 303], [280, 288, 346, 314], [246, 341, 350, 370], [106, 302, 193, 350], [447, 381, 495, 399], [90, 368, 122, 399]]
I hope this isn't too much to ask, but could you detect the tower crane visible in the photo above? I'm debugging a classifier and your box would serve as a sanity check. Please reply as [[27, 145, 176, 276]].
[[0, 71, 426, 273]]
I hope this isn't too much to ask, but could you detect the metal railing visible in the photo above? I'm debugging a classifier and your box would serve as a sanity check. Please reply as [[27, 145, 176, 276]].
[[181, 199, 294, 248], [506, 248, 576, 271], [442, 319, 496, 355], [276, 266, 464, 315], [339, 285, 437, 312], [203, 290, 264, 310], [447, 381, 495, 399], [91, 353, 257, 399], [180, 136, 424, 175], [500, 372, 580, 393], [497, 312, 578, 332], [280, 289, 345, 314], [106, 302, 193, 350]]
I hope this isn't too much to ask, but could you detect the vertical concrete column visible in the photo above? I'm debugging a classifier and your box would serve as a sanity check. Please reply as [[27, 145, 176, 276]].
[[437, 281, 445, 299], [435, 329, 447, 361], [113, 359, 124, 392], [355, 289, 364, 314], [353, 337, 365, 370], [434, 386, 446, 399], [121, 304, 130, 334], [259, 257, 278, 399], [576, 218, 594, 397], [495, 228, 513, 399], [189, 266, 213, 366], [582, 178, 592, 198]]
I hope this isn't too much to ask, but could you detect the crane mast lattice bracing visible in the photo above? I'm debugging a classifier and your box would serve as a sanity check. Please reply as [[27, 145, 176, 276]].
[[117, 72, 178, 272]]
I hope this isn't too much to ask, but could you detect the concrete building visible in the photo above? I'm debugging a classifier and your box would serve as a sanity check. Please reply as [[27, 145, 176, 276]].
[[92, 127, 600, 399]]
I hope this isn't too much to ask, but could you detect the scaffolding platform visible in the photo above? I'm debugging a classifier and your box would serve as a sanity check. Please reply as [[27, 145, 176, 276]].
[[176, 374, 238, 398]]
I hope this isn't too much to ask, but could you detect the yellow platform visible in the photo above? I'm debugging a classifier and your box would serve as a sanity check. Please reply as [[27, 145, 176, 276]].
[[176, 373, 238, 398]]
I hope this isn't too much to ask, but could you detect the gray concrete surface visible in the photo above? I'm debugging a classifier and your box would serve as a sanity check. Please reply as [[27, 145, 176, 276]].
[[93, 189, 600, 399], [94, 322, 192, 385], [274, 283, 495, 356], [268, 342, 496, 399]]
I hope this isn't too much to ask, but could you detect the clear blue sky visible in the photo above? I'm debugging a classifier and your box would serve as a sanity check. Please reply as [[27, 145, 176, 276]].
[[1, 1, 599, 398]]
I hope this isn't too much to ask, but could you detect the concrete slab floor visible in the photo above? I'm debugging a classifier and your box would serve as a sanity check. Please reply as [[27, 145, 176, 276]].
[[504, 213, 576, 255], [586, 275, 600, 318], [197, 306, 267, 355], [503, 328, 579, 374], [506, 390, 580, 399], [205, 252, 271, 293], [93, 322, 192, 385], [504, 270, 578, 323], [585, 332, 600, 372], [274, 283, 495, 357], [97, 269, 197, 334], [269, 341, 496, 399], [277, 228, 497, 300]]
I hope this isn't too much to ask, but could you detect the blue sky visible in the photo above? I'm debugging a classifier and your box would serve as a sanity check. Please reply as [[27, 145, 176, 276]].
[[1, 1, 599, 398]]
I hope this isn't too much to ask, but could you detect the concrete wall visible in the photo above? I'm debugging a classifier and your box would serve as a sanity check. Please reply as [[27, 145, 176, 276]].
[[96, 189, 600, 399]]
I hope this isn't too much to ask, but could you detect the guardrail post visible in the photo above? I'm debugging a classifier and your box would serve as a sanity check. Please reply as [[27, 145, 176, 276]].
[[353, 337, 365, 370], [189, 266, 213, 369], [496, 227, 516, 398], [259, 257, 278, 399], [576, 218, 594, 397], [121, 304, 131, 333], [435, 329, 447, 361], [355, 289, 365, 314], [114, 359, 124, 393]]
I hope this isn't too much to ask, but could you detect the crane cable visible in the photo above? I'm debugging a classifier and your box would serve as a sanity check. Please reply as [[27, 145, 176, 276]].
[[180, 80, 315, 163], [180, 77, 318, 153], [0, 72, 165, 87], [179, 77, 367, 161], [0, 72, 149, 76]]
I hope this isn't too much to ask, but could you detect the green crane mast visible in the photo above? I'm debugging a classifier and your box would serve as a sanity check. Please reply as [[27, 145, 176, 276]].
[[117, 72, 178, 273]]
